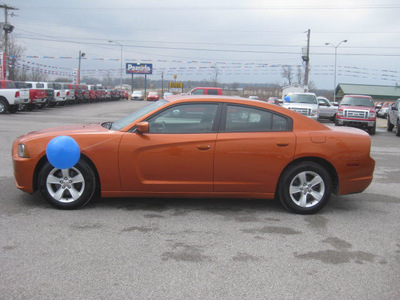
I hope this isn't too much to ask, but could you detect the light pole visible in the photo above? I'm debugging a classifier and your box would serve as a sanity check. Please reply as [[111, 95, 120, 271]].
[[108, 40, 123, 89], [78, 50, 85, 84], [325, 40, 347, 103]]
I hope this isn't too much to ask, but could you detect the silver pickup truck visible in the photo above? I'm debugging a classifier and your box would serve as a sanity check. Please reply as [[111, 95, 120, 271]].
[[317, 96, 338, 121], [387, 98, 400, 136]]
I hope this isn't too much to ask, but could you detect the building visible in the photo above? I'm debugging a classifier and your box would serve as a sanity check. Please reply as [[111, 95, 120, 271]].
[[281, 84, 305, 99], [336, 83, 400, 102]]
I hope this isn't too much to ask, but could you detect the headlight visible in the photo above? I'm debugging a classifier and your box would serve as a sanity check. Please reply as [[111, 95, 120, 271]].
[[18, 143, 30, 158], [369, 112, 376, 118], [338, 110, 344, 116]]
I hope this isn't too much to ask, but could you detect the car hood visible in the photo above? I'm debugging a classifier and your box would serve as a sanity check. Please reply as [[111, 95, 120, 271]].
[[17, 123, 109, 142], [283, 103, 317, 109]]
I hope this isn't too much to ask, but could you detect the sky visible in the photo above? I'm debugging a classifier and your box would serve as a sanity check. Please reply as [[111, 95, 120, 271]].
[[3, 0, 400, 89]]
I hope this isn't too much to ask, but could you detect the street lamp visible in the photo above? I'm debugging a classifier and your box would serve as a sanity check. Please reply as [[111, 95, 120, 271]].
[[108, 40, 123, 89], [325, 40, 347, 103]]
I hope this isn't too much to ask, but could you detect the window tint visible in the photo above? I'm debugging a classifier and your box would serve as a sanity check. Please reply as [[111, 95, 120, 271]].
[[208, 89, 218, 95], [147, 103, 218, 134], [192, 89, 204, 95], [6, 82, 16, 89], [225, 105, 289, 132]]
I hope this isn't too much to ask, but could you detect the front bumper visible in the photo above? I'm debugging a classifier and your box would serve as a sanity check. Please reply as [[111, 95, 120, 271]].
[[336, 118, 376, 128]]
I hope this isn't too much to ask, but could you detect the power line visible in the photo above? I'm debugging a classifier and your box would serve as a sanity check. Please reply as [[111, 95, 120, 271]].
[[15, 35, 400, 57], [17, 4, 400, 10]]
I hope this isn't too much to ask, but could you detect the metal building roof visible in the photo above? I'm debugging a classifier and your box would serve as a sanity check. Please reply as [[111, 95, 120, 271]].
[[336, 83, 400, 100]]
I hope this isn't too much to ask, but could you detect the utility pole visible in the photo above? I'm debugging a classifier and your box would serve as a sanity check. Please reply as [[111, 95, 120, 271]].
[[161, 71, 164, 96], [303, 29, 311, 91], [78, 50, 85, 84], [1, 4, 18, 80]]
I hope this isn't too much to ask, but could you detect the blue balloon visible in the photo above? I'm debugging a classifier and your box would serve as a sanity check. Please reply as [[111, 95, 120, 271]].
[[284, 96, 291, 102], [46, 136, 80, 169]]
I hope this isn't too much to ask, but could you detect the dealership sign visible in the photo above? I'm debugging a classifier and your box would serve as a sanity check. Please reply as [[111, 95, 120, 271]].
[[168, 82, 183, 93], [126, 63, 153, 75]]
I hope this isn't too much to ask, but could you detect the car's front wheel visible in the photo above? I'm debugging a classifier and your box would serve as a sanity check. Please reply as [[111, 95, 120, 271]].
[[278, 162, 332, 214], [38, 160, 96, 209], [396, 119, 400, 137]]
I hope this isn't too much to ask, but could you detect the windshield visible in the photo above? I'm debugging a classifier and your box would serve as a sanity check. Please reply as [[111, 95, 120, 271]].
[[286, 94, 317, 104], [341, 96, 374, 107], [110, 100, 167, 131]]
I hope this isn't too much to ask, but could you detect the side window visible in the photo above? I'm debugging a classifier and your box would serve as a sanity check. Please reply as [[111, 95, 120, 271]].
[[208, 89, 218, 95], [147, 103, 218, 134], [192, 89, 204, 95], [225, 105, 289, 132], [318, 99, 328, 106]]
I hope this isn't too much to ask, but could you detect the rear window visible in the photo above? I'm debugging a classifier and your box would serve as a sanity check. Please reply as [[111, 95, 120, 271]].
[[208, 89, 219, 95], [5, 81, 16, 89]]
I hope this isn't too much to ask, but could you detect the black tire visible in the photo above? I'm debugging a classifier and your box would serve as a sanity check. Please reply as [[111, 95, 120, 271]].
[[278, 162, 332, 214], [8, 105, 18, 113], [38, 160, 96, 209], [0, 98, 8, 114], [396, 120, 400, 137], [387, 118, 394, 132], [334, 116, 340, 126], [368, 123, 376, 135]]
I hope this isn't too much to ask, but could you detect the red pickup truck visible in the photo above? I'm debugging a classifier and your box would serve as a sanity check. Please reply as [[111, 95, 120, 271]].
[[15, 81, 47, 110], [335, 95, 377, 135], [187, 87, 223, 95]]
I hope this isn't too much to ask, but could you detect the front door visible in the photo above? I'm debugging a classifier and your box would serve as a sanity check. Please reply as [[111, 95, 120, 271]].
[[119, 102, 220, 193]]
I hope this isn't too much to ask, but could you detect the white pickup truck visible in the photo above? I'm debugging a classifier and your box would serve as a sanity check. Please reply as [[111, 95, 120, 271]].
[[282, 92, 320, 121], [0, 80, 30, 114], [42, 82, 67, 105]]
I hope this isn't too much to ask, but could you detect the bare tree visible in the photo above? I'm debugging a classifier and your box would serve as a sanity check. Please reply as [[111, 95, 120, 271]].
[[281, 65, 293, 85], [213, 64, 219, 87], [296, 65, 304, 85], [7, 36, 26, 81]]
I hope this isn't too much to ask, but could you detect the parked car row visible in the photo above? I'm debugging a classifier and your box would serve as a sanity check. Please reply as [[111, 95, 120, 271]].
[[131, 91, 161, 101], [0, 80, 129, 114]]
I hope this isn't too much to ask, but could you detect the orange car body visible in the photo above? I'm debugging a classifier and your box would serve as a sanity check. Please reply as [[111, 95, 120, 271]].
[[12, 96, 374, 203]]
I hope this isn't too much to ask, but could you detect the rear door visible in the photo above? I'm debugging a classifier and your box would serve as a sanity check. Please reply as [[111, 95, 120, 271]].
[[214, 104, 295, 194]]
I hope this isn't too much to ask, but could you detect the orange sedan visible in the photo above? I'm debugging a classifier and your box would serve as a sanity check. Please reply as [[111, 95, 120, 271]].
[[12, 96, 375, 214]]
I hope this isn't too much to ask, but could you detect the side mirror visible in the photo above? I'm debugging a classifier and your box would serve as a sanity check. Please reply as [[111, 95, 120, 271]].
[[136, 121, 149, 134]]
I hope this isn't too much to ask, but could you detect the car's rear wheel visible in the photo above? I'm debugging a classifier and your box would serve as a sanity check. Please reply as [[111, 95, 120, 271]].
[[39, 160, 96, 209], [278, 162, 332, 214], [396, 119, 400, 137], [0, 99, 8, 114], [387, 118, 394, 132]]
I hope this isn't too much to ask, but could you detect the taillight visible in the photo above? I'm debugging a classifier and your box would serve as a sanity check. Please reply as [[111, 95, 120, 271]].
[[15, 91, 20, 98], [66, 91, 70, 96], [57, 92, 60, 97]]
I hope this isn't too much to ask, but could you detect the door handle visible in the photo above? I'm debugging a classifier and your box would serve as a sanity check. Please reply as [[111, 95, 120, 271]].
[[276, 143, 289, 147], [197, 144, 211, 150]]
